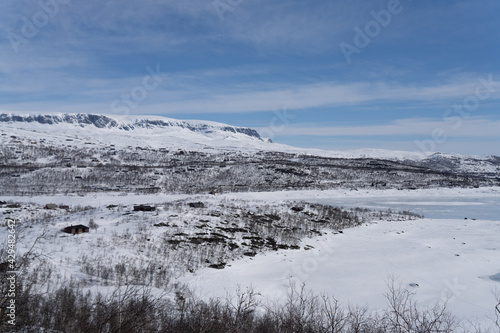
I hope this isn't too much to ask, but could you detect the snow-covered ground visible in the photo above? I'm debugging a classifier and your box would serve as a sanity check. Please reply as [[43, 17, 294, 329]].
[[183, 217, 500, 328], [3, 187, 500, 329], [177, 188, 500, 329]]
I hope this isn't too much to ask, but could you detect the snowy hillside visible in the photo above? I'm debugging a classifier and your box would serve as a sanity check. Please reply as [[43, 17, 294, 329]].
[[2, 112, 499, 164], [1, 112, 499, 197], [0, 112, 268, 152], [1, 112, 500, 176]]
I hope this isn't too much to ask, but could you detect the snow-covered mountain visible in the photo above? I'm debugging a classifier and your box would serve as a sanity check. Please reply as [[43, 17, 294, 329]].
[[0, 112, 269, 150], [0, 113, 262, 138], [1, 112, 499, 179]]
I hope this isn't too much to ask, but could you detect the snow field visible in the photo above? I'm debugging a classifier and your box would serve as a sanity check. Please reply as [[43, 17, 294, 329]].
[[182, 217, 500, 328]]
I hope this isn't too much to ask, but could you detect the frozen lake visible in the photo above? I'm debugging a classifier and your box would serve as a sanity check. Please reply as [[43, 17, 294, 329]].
[[311, 195, 500, 220], [217, 187, 500, 221]]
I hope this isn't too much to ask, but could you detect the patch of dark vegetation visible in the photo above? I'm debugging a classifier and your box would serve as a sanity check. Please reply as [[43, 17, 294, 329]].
[[208, 262, 226, 269]]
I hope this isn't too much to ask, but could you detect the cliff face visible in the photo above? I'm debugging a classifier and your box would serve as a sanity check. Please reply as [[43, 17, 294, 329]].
[[0, 113, 263, 140]]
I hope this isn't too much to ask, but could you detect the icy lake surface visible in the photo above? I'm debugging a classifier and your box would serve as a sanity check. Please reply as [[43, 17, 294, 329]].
[[311, 196, 500, 220]]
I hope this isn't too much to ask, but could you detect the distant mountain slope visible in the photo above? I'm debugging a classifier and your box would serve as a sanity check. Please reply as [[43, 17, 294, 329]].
[[0, 112, 499, 183], [0, 112, 263, 140], [0, 112, 275, 153]]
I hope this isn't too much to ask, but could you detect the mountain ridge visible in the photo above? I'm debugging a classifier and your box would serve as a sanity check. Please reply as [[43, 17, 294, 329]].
[[1, 112, 499, 169], [0, 112, 264, 141]]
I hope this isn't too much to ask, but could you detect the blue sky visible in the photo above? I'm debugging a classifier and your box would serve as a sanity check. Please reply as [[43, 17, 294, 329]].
[[1, 0, 499, 155]]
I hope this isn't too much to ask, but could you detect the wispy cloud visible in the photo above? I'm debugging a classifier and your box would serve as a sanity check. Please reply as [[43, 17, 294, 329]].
[[264, 117, 500, 138], [1, 67, 499, 116], [147, 75, 500, 114]]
